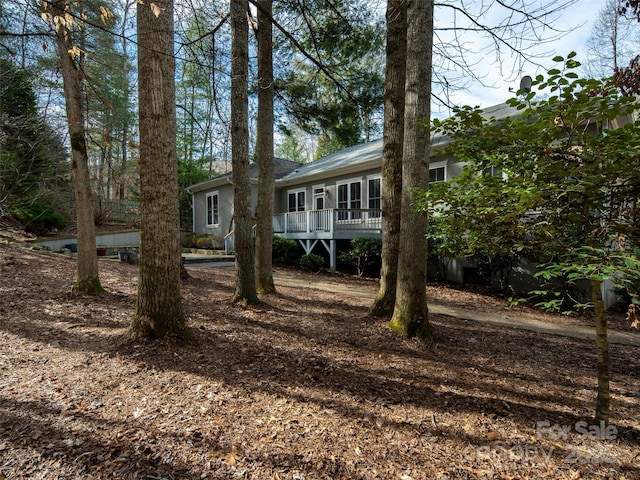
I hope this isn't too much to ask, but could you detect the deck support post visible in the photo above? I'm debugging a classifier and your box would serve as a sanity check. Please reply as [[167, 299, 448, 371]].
[[321, 239, 336, 272], [301, 239, 336, 272]]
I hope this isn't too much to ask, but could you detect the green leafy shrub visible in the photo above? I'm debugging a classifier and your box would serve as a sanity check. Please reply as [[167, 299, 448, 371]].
[[182, 233, 221, 249], [299, 253, 324, 272], [469, 252, 519, 293], [272, 236, 302, 265], [195, 234, 221, 249], [9, 202, 66, 235], [338, 237, 382, 277], [181, 233, 196, 248], [426, 215, 457, 282]]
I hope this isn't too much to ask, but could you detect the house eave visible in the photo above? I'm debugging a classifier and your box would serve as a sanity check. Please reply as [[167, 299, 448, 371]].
[[187, 175, 233, 194], [276, 157, 381, 187]]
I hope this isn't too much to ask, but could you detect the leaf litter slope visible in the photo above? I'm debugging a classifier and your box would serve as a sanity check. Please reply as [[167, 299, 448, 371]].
[[0, 241, 638, 479]]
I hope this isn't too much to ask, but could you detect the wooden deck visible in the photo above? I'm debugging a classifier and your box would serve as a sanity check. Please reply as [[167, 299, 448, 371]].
[[273, 208, 382, 239], [224, 209, 382, 270]]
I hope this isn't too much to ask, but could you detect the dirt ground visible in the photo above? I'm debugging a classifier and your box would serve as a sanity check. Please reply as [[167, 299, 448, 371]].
[[0, 239, 639, 479]]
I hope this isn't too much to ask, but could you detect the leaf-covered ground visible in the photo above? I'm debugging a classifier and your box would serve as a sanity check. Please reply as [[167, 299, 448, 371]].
[[1, 241, 639, 479]]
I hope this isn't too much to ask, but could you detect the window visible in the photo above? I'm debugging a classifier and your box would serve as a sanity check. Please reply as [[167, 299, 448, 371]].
[[337, 179, 362, 220], [368, 177, 381, 217], [483, 166, 509, 180], [288, 189, 305, 212], [312, 186, 326, 210], [206, 192, 219, 226], [483, 166, 502, 177], [429, 166, 446, 183]]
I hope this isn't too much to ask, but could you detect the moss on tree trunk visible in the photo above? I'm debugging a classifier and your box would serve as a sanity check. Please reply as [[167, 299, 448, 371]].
[[53, 0, 102, 294]]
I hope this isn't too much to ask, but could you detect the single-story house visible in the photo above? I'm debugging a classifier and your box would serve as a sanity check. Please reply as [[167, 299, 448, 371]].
[[188, 157, 301, 246], [188, 100, 637, 309], [188, 103, 522, 273]]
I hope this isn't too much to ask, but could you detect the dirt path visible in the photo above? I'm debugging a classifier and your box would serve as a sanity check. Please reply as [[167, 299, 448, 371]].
[[271, 270, 640, 347]]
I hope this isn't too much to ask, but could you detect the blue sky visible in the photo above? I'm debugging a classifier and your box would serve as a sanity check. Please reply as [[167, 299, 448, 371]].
[[436, 0, 605, 114]]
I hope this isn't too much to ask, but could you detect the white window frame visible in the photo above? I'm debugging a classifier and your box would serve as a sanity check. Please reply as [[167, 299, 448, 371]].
[[367, 175, 382, 218], [336, 177, 363, 221], [483, 165, 508, 180], [206, 191, 219, 227], [312, 184, 326, 210], [287, 188, 306, 212], [429, 164, 447, 184]]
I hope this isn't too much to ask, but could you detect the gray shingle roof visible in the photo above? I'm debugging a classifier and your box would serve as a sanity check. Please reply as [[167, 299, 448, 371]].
[[187, 157, 301, 192], [278, 138, 383, 183], [278, 103, 521, 184], [188, 102, 521, 191]]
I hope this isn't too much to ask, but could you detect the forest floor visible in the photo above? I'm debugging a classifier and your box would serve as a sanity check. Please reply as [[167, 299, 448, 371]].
[[1, 238, 639, 479]]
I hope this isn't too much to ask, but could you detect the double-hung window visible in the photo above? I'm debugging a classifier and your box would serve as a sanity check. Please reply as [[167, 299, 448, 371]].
[[337, 179, 362, 220], [288, 189, 306, 212], [206, 192, 219, 226], [429, 166, 446, 184], [368, 177, 381, 218], [483, 166, 507, 179]]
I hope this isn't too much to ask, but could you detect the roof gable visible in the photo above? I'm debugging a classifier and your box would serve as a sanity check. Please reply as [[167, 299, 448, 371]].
[[187, 157, 301, 192]]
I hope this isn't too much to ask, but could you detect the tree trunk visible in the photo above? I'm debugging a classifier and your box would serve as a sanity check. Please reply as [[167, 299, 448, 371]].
[[389, 0, 433, 339], [231, 0, 259, 304], [370, 0, 406, 318], [591, 278, 610, 422], [255, 0, 276, 294], [129, 0, 188, 340], [52, 0, 102, 293], [117, 3, 132, 202]]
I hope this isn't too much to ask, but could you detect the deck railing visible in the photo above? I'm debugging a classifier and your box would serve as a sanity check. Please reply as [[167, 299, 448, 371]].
[[224, 209, 382, 253], [273, 208, 382, 235], [55, 193, 140, 226], [93, 197, 140, 225]]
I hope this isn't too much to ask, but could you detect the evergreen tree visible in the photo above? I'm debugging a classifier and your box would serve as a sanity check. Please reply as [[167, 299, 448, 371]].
[[0, 55, 67, 211], [175, 2, 231, 173], [274, 0, 385, 154], [82, 0, 137, 201]]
